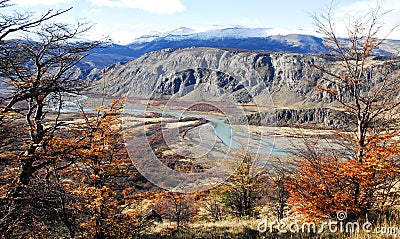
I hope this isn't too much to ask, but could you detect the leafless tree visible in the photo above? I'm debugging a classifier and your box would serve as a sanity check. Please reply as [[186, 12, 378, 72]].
[[310, 2, 400, 160], [286, 2, 400, 221], [155, 193, 198, 230], [0, 1, 102, 237], [0, 0, 72, 41], [0, 8, 101, 185], [267, 159, 290, 220], [203, 194, 225, 221]]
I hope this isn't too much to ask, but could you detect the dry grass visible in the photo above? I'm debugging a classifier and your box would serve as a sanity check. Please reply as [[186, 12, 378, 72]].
[[138, 217, 400, 239]]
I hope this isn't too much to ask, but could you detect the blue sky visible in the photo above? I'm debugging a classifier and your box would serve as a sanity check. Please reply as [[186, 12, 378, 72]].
[[7, 0, 400, 44]]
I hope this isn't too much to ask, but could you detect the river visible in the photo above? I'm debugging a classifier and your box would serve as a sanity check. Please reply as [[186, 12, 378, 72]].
[[124, 105, 288, 156], [56, 96, 289, 156]]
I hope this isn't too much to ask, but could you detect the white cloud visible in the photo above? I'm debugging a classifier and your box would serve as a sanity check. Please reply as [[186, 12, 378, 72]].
[[83, 23, 109, 41], [340, 0, 400, 12], [89, 0, 185, 14], [335, 0, 400, 39], [11, 0, 74, 5], [85, 22, 164, 44], [237, 18, 263, 28]]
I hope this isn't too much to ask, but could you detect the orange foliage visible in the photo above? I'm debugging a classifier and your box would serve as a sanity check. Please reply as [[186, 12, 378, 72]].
[[286, 133, 400, 220], [59, 99, 149, 238]]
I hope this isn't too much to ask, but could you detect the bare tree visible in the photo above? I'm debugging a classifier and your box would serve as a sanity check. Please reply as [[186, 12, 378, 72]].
[[286, 3, 400, 221], [155, 193, 198, 230], [267, 159, 290, 220], [0, 12, 101, 186], [0, 0, 72, 41], [0, 0, 77, 158], [310, 2, 400, 159], [203, 194, 225, 221], [0, 2, 102, 237]]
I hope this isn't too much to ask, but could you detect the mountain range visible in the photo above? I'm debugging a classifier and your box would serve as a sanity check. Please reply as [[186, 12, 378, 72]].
[[85, 26, 400, 128], [83, 26, 400, 70]]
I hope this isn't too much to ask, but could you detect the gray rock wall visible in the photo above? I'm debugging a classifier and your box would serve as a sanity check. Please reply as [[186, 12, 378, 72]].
[[95, 47, 399, 128]]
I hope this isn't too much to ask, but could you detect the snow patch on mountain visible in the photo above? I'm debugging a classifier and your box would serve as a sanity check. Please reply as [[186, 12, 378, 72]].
[[131, 26, 273, 43], [130, 26, 321, 44]]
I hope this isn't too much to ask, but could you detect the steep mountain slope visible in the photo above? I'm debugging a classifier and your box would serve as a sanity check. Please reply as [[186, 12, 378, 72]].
[[74, 43, 139, 81], [85, 43, 139, 67], [96, 47, 336, 106], [95, 47, 400, 128]]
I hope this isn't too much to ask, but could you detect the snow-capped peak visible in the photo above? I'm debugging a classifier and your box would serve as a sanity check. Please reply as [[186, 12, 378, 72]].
[[166, 27, 197, 36], [131, 26, 276, 43]]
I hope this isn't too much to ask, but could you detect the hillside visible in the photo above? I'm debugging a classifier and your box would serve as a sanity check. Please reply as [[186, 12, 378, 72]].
[[97, 47, 324, 103], [94, 47, 400, 128]]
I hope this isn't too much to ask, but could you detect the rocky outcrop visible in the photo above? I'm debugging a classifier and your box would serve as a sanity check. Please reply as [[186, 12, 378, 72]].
[[231, 108, 352, 129], [96, 47, 341, 106]]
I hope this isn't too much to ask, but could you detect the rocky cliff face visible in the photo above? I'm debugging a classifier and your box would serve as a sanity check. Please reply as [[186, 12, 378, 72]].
[[231, 108, 351, 129], [95, 47, 399, 128], [97, 47, 339, 105]]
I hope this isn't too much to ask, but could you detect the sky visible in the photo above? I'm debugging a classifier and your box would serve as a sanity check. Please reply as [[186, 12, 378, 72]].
[[6, 0, 400, 44]]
